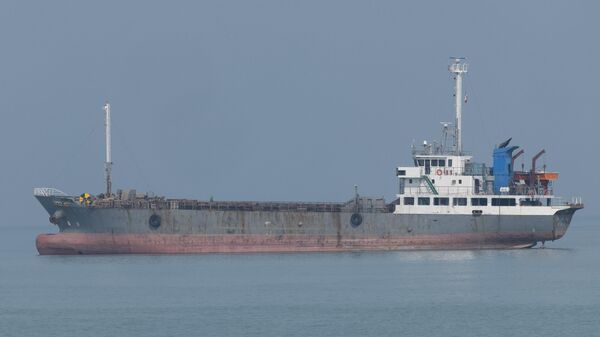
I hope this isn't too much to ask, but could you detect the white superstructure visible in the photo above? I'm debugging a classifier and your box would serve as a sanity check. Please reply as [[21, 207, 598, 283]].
[[393, 58, 581, 216]]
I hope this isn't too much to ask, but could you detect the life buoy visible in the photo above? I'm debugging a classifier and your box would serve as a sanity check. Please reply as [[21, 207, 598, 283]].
[[436, 169, 443, 176]]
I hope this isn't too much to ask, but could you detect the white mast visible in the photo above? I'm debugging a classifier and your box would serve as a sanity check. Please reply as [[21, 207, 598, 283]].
[[103, 101, 112, 196], [448, 57, 468, 155]]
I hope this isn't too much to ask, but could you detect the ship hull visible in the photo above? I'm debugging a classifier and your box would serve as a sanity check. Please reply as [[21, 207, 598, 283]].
[[34, 194, 579, 255], [36, 232, 541, 255]]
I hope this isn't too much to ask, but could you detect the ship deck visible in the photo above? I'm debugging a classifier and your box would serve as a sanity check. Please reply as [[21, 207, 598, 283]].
[[89, 197, 395, 213]]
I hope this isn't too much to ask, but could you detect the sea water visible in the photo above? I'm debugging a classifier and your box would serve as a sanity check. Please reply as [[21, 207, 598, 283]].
[[1, 217, 598, 337]]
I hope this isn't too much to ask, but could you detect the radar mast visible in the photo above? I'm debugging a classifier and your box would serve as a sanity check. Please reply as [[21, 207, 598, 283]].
[[103, 102, 112, 196], [448, 57, 468, 155]]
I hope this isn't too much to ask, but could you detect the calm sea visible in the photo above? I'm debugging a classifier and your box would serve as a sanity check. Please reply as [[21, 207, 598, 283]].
[[1, 217, 598, 337]]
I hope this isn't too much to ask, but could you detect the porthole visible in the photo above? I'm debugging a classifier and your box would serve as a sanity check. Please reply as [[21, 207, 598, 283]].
[[149, 214, 161, 229], [350, 213, 363, 228]]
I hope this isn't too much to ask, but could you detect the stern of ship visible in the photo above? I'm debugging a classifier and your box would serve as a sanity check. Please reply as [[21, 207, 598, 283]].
[[552, 202, 584, 241]]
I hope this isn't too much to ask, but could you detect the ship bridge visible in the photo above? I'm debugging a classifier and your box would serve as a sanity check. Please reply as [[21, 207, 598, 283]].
[[397, 131, 483, 196], [397, 152, 483, 196]]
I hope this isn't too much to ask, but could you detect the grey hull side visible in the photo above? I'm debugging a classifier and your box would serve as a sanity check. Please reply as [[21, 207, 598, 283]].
[[36, 195, 579, 251]]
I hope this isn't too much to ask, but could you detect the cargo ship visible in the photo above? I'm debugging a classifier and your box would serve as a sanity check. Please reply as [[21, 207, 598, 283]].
[[34, 58, 583, 255]]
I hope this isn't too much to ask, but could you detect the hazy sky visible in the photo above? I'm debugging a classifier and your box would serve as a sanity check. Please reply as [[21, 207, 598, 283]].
[[1, 0, 598, 230]]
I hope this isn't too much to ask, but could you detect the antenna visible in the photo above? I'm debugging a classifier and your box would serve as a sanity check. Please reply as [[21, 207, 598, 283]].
[[448, 57, 468, 155], [103, 101, 112, 197]]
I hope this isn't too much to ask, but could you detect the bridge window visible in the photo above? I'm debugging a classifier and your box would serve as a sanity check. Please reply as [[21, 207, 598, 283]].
[[433, 197, 449, 206], [418, 159, 424, 166], [418, 197, 430, 205], [519, 198, 542, 206], [492, 198, 516, 206], [439, 159, 445, 167], [397, 169, 406, 176], [471, 198, 488, 206], [453, 198, 467, 206], [431, 159, 438, 166], [448, 159, 453, 167], [404, 197, 414, 205]]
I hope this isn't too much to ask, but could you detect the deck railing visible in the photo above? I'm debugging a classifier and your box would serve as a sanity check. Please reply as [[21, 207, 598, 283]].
[[33, 187, 68, 197]]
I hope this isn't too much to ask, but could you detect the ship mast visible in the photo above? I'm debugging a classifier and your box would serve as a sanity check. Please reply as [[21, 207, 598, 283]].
[[448, 57, 468, 155], [103, 101, 112, 197]]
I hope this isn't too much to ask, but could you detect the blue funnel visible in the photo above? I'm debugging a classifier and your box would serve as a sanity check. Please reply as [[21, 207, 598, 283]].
[[493, 138, 518, 194]]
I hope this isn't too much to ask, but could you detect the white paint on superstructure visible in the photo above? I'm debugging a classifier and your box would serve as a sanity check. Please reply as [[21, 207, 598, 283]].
[[392, 58, 572, 218]]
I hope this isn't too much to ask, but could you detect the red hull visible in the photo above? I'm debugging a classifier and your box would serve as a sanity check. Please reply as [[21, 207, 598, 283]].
[[36, 232, 542, 255]]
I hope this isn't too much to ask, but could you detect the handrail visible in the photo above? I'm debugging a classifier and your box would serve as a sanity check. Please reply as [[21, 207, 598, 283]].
[[33, 187, 68, 197]]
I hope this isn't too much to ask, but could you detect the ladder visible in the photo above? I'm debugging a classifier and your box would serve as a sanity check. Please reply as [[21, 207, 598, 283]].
[[421, 176, 439, 195]]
